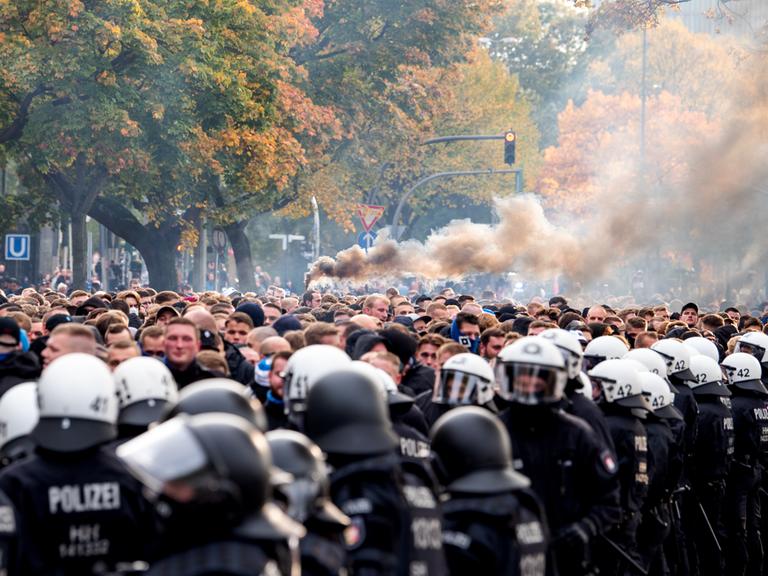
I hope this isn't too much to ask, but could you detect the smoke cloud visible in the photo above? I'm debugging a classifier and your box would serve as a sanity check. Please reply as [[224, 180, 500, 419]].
[[307, 52, 768, 292]]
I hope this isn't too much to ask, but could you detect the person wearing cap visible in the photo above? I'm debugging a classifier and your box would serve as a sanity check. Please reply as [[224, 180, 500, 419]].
[[680, 303, 699, 329], [432, 407, 548, 575], [0, 354, 155, 575], [0, 317, 40, 397]]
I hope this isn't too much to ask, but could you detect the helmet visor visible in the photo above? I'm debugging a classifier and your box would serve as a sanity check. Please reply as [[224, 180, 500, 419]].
[[735, 341, 765, 363], [434, 370, 487, 405], [556, 347, 581, 379], [497, 363, 563, 405], [582, 355, 604, 373], [117, 417, 209, 494]]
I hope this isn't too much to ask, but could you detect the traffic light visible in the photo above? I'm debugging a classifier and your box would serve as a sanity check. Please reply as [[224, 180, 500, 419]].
[[504, 131, 516, 165]]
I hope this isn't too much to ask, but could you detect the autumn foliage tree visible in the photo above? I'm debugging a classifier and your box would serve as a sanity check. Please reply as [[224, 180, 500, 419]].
[[536, 89, 720, 215], [0, 0, 339, 289]]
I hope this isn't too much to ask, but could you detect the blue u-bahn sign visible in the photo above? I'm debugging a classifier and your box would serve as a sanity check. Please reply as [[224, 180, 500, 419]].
[[5, 234, 30, 261]]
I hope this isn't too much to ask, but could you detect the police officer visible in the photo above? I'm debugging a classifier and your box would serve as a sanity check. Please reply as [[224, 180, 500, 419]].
[[0, 381, 38, 467], [352, 361, 436, 490], [588, 359, 651, 575], [688, 354, 734, 576], [0, 353, 155, 575], [112, 356, 179, 441], [652, 338, 698, 575], [304, 367, 447, 576], [415, 352, 498, 428], [431, 406, 548, 576], [496, 337, 621, 576], [636, 372, 683, 575], [721, 352, 768, 575], [267, 429, 351, 576], [118, 413, 305, 575], [541, 328, 615, 454]]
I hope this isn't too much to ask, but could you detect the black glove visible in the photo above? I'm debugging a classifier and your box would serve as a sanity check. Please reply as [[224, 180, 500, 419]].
[[555, 522, 591, 567], [557, 522, 590, 549]]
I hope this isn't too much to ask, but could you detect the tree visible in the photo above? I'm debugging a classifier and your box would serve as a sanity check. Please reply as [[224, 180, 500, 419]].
[[0, 0, 331, 289], [536, 90, 720, 215], [587, 19, 746, 117], [486, 0, 592, 145]]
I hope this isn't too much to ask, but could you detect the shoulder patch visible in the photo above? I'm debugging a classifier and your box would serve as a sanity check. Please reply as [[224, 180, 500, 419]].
[[344, 516, 366, 550], [600, 450, 618, 475]]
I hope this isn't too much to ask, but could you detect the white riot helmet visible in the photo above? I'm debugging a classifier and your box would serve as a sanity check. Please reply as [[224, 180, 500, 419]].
[[624, 348, 673, 382], [583, 336, 630, 372], [685, 337, 720, 363], [0, 382, 39, 463], [689, 355, 730, 397], [637, 372, 682, 420], [734, 332, 768, 366], [539, 328, 584, 380], [32, 353, 118, 452], [113, 357, 179, 427], [495, 337, 567, 405], [284, 345, 351, 417], [350, 361, 413, 410], [588, 359, 653, 411], [651, 339, 696, 381], [435, 353, 495, 406], [721, 352, 768, 394]]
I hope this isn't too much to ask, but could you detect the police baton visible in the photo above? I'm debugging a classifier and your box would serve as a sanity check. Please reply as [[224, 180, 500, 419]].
[[599, 535, 649, 575], [696, 501, 722, 553]]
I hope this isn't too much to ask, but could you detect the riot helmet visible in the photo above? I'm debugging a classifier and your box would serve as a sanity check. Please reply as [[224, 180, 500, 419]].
[[32, 353, 118, 452], [113, 357, 179, 428], [283, 345, 351, 418], [431, 406, 530, 494], [721, 352, 768, 394], [637, 372, 682, 420], [583, 336, 629, 372], [162, 378, 267, 432], [267, 429, 350, 527], [0, 382, 38, 465], [495, 336, 567, 405], [685, 336, 720, 363], [734, 332, 768, 366], [588, 359, 653, 411], [117, 413, 304, 540], [434, 353, 495, 406], [651, 339, 696, 381], [689, 355, 731, 397], [304, 368, 398, 456], [540, 328, 584, 380]]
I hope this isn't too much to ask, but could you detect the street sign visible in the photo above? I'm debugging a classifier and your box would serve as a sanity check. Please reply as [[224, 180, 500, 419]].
[[4, 234, 30, 261], [211, 229, 227, 250], [357, 204, 385, 232], [357, 230, 377, 253]]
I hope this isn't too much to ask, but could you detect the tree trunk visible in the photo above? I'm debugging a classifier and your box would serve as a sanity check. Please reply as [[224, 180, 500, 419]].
[[141, 242, 179, 291], [70, 211, 88, 290], [224, 221, 256, 292], [89, 196, 181, 291]]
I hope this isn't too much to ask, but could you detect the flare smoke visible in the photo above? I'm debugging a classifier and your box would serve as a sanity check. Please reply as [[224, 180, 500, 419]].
[[307, 55, 768, 288]]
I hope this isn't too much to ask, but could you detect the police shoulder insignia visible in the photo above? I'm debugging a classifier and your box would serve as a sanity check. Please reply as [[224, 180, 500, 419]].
[[600, 450, 618, 475], [344, 516, 366, 550]]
